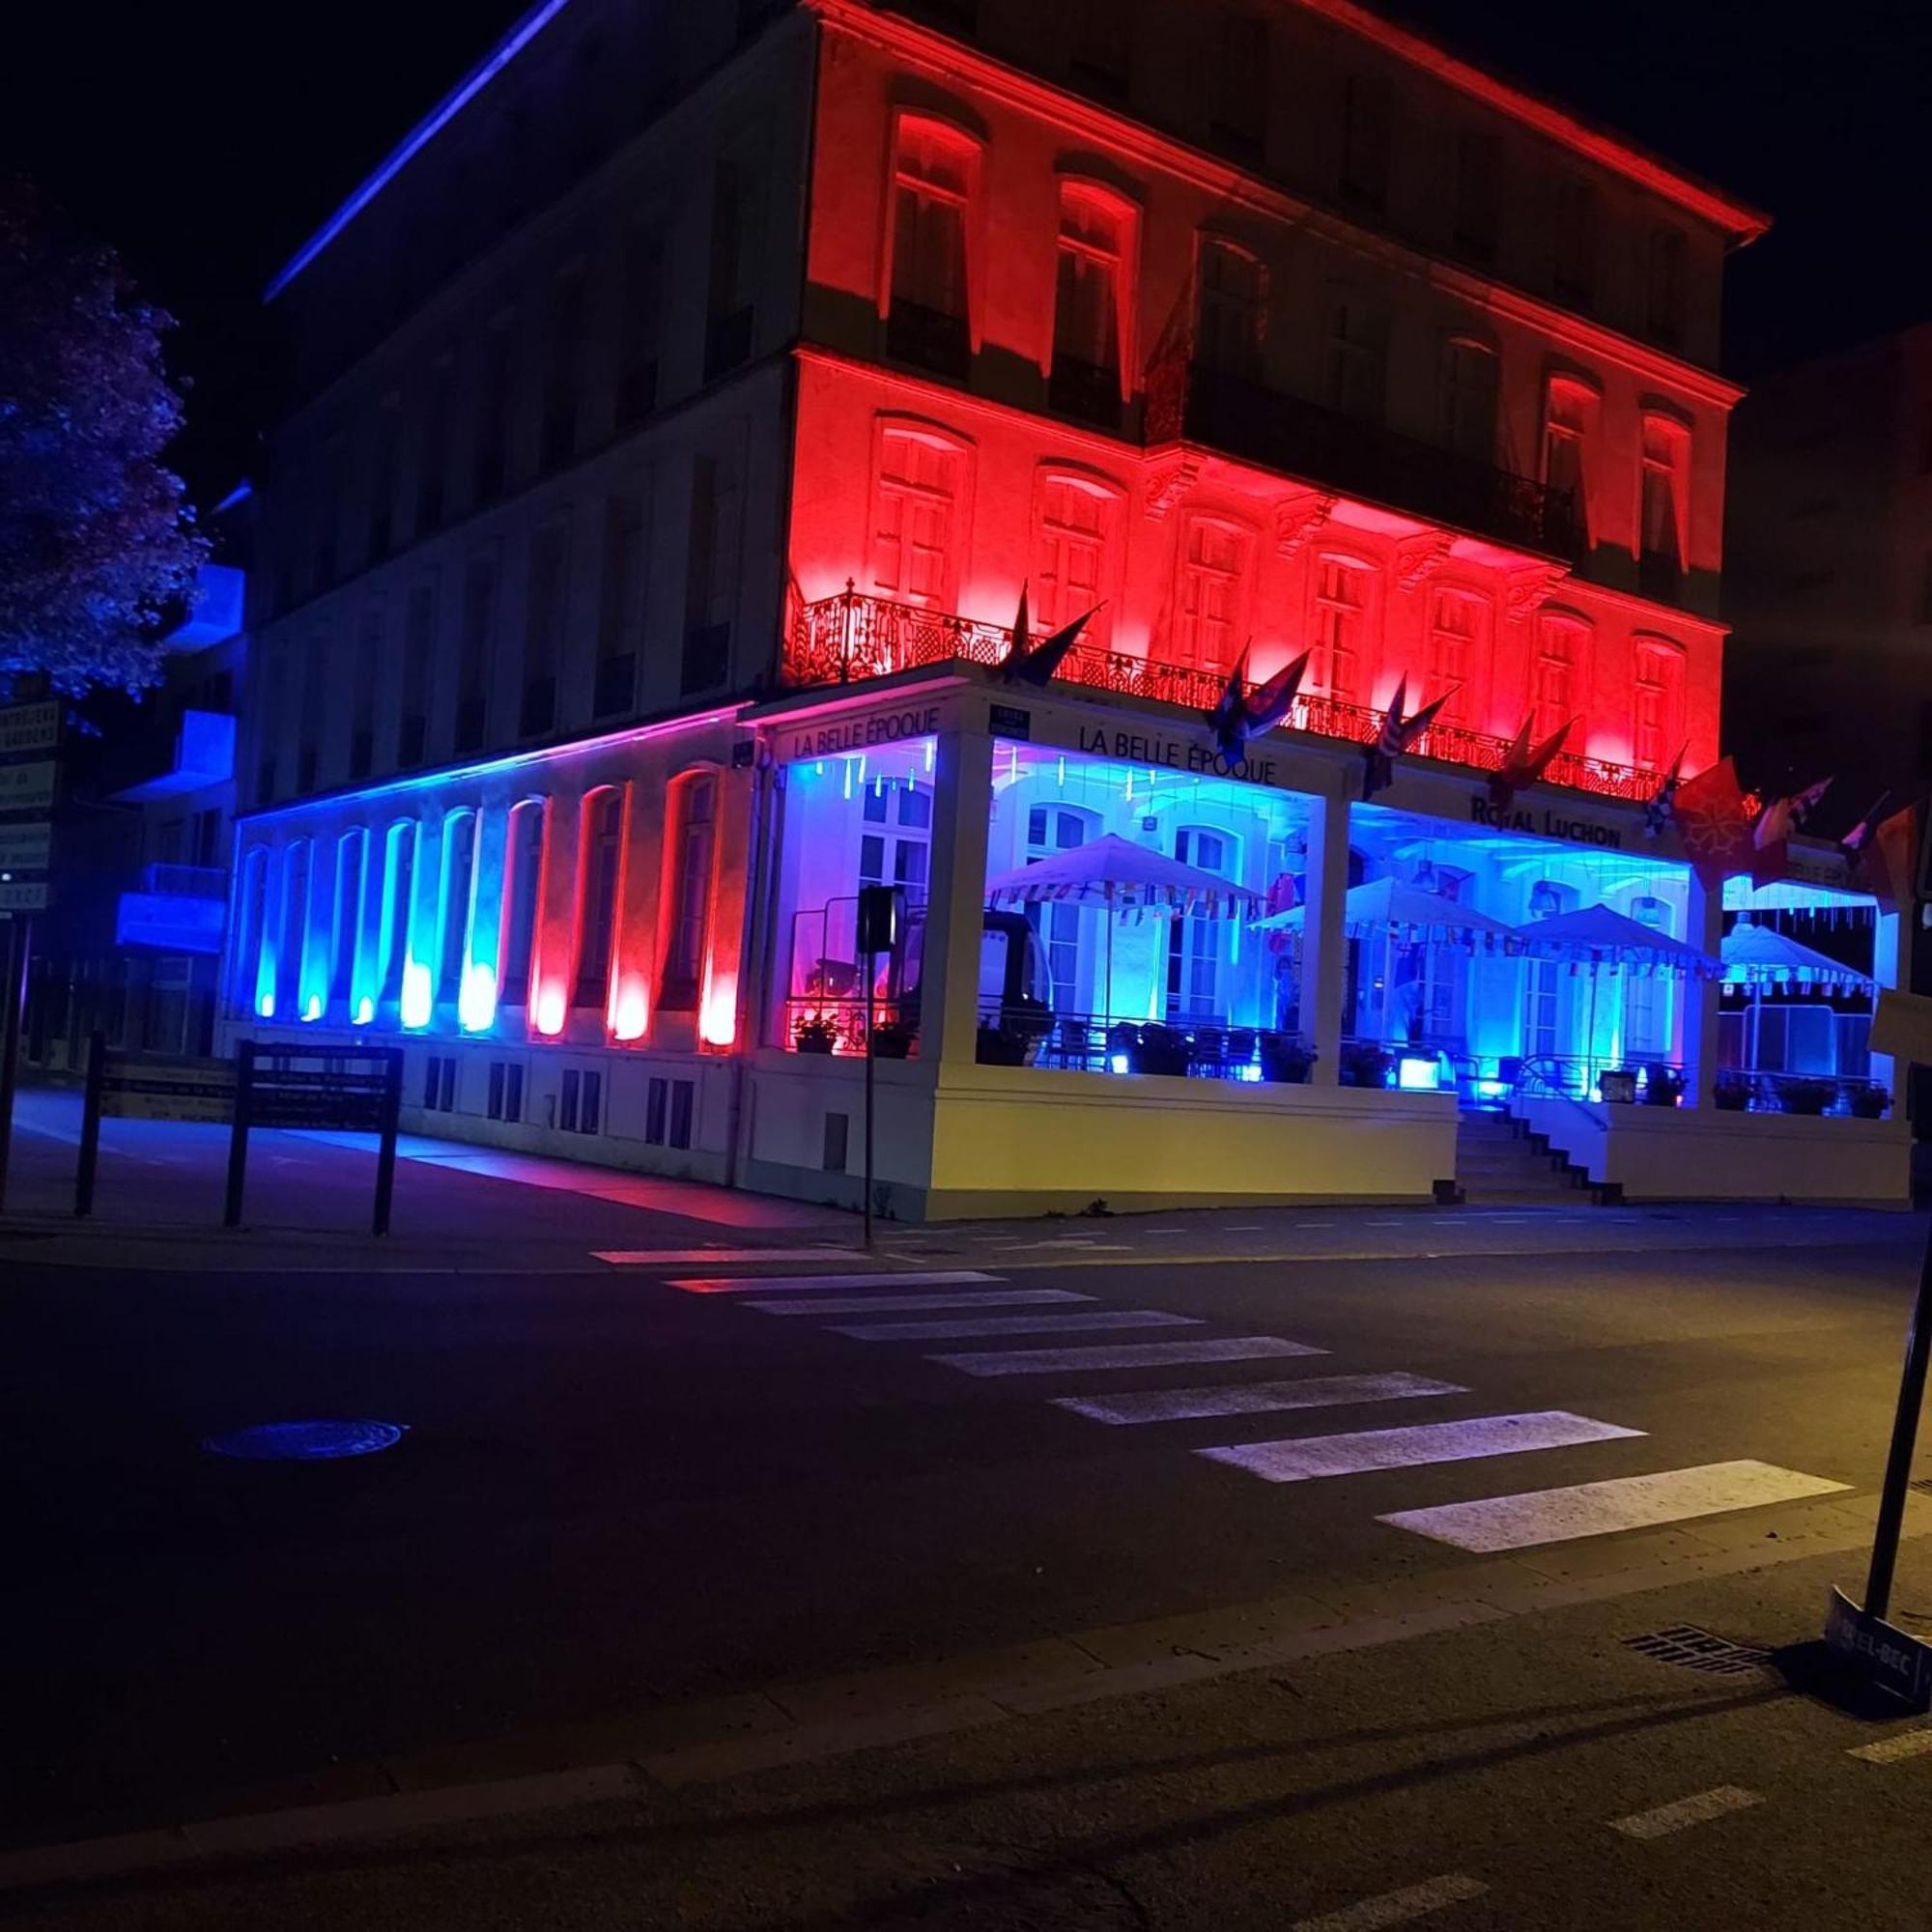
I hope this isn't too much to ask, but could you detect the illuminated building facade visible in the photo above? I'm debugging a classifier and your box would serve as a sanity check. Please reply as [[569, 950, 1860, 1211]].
[[225, 0, 1915, 1211]]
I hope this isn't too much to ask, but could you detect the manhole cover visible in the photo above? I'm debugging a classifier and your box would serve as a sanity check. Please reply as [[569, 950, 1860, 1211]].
[[1623, 1624, 1772, 1677], [203, 1419, 407, 1462]]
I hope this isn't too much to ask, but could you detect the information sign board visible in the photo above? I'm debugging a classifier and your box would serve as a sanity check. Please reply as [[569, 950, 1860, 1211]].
[[0, 760, 55, 811], [0, 701, 60, 756]]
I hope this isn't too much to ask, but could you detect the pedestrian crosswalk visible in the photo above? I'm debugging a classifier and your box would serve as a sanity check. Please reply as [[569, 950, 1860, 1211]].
[[643, 1255, 1851, 1563]]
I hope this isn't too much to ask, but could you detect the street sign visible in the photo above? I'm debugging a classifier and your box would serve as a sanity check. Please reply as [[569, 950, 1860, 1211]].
[[0, 761, 55, 811], [0, 701, 60, 756], [100, 1058, 236, 1124], [0, 881, 49, 913], [1825, 1588, 1932, 1711], [0, 823, 50, 872], [225, 1044, 405, 1234]]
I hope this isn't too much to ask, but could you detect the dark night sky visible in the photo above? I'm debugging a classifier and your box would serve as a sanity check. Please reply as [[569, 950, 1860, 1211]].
[[6, 0, 1926, 504]]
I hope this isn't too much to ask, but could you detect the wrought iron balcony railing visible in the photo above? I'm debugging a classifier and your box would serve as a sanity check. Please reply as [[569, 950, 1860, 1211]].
[[1148, 361, 1581, 562], [785, 583, 1657, 804]]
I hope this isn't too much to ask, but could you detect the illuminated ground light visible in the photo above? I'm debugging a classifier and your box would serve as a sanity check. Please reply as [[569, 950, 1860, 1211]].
[[458, 961, 498, 1033], [256, 990, 275, 1019], [355, 996, 375, 1025], [1397, 1055, 1443, 1092], [302, 993, 323, 1021], [534, 985, 567, 1037], [203, 1419, 407, 1462], [699, 982, 738, 1047], [399, 959, 434, 1029], [611, 981, 649, 1041]]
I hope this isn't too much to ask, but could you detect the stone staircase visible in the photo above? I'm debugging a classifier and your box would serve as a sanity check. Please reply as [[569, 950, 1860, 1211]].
[[1454, 1111, 1584, 1206]]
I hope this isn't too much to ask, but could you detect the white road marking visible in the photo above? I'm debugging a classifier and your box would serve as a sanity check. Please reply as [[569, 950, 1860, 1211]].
[[1379, 1460, 1850, 1551], [933, 1335, 1326, 1378], [832, 1310, 1198, 1342], [1293, 1872, 1488, 1930], [1200, 1411, 1641, 1485], [596, 1247, 854, 1266], [745, 1288, 1091, 1316], [663, 1270, 1001, 1294], [1055, 1372, 1466, 1427], [1142, 1227, 1184, 1234], [1295, 1222, 1336, 1229], [1227, 1224, 1264, 1231], [1850, 1728, 1932, 1764], [1608, 1785, 1762, 1839]]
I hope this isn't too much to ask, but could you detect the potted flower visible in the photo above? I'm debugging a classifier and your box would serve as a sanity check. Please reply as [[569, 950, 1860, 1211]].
[[1714, 1073, 1749, 1112], [1780, 1076, 1835, 1117], [1641, 1065, 1686, 1107], [1849, 1085, 1889, 1119], [1258, 1033, 1317, 1084], [794, 1014, 838, 1055], [868, 1019, 916, 1060], [1339, 1042, 1392, 1089]]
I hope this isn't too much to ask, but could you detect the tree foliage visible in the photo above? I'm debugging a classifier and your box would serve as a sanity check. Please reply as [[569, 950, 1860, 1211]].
[[0, 181, 208, 696]]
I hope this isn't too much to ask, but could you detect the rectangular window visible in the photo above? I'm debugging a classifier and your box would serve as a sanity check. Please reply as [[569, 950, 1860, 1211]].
[[645, 1075, 668, 1144], [473, 314, 515, 504], [1639, 418, 1687, 583], [1324, 301, 1387, 422], [616, 222, 666, 427], [1312, 558, 1370, 703], [381, 825, 416, 1004], [705, 153, 759, 381], [1051, 188, 1126, 426], [1341, 73, 1392, 210], [1542, 383, 1592, 545], [559, 1067, 580, 1133], [888, 119, 974, 379], [1439, 339, 1497, 461], [521, 517, 568, 738], [869, 427, 963, 609], [1646, 227, 1687, 345], [1426, 591, 1486, 725], [1552, 179, 1599, 308], [595, 486, 648, 719], [1532, 616, 1587, 739], [661, 776, 716, 1008], [330, 833, 364, 1008], [297, 631, 326, 795], [574, 789, 625, 1008], [1196, 239, 1264, 382], [1174, 517, 1247, 673], [418, 355, 453, 533], [400, 582, 434, 769], [541, 268, 585, 471], [1032, 473, 1117, 649], [440, 814, 476, 1003], [456, 551, 497, 754], [368, 396, 400, 562], [1633, 642, 1684, 771], [350, 607, 381, 780], [668, 1078, 693, 1150], [682, 452, 740, 694], [1453, 129, 1500, 260], [1209, 8, 1266, 160]]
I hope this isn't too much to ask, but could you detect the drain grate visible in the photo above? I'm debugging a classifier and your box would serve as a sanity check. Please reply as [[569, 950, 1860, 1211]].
[[1622, 1624, 1773, 1677]]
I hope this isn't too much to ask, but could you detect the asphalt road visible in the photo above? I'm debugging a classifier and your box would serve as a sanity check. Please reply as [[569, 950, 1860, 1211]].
[[4, 1198, 1928, 1882]]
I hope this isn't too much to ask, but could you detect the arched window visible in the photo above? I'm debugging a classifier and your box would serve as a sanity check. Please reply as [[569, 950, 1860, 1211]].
[[1542, 375, 1600, 545], [275, 840, 311, 1021], [439, 810, 479, 1004], [379, 821, 418, 1005], [1025, 802, 1099, 1011], [1522, 878, 1577, 1065], [1310, 554, 1378, 704], [1531, 610, 1592, 741], [867, 417, 972, 611], [1173, 513, 1251, 674], [1166, 825, 1239, 1021], [1638, 412, 1691, 586], [1632, 634, 1687, 772], [498, 799, 547, 1008], [1324, 296, 1387, 423], [660, 772, 718, 1010], [1052, 180, 1137, 419], [1196, 237, 1264, 381], [573, 787, 626, 1009], [1439, 336, 1498, 462], [330, 829, 367, 1010], [859, 778, 931, 899], [1031, 466, 1123, 651], [886, 113, 980, 376], [235, 845, 270, 1017]]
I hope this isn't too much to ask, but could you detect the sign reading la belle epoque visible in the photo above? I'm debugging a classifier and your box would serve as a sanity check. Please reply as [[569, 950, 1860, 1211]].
[[786, 702, 945, 761], [1073, 725, 1279, 788]]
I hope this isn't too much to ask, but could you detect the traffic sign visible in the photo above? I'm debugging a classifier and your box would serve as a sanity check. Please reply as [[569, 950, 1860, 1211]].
[[0, 701, 60, 757], [0, 760, 55, 811]]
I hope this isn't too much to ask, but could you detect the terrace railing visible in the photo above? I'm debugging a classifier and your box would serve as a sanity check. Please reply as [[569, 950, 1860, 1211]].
[[785, 583, 1657, 804]]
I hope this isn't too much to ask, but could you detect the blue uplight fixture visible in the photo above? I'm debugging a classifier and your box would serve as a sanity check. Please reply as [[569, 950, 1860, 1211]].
[[204, 1419, 407, 1462]]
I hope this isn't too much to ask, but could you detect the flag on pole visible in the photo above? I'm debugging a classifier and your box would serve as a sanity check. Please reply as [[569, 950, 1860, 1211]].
[[1207, 645, 1311, 760], [1362, 680, 1458, 799], [1486, 715, 1573, 811], [1643, 744, 1688, 839], [1750, 777, 1833, 885], [999, 591, 1100, 688], [1864, 800, 1922, 915], [1671, 755, 1756, 889]]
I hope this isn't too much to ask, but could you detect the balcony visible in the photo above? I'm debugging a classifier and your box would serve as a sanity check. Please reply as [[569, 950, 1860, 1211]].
[[1146, 361, 1580, 564], [108, 708, 236, 804], [116, 865, 227, 955], [784, 584, 1655, 804]]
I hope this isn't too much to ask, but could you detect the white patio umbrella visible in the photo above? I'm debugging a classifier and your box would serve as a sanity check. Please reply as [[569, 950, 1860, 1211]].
[[1721, 920, 1874, 1070], [1254, 875, 1513, 943], [1510, 903, 1721, 1092], [985, 834, 1260, 1022]]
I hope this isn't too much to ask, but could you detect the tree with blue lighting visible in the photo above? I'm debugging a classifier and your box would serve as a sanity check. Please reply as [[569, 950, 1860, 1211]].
[[0, 181, 206, 696]]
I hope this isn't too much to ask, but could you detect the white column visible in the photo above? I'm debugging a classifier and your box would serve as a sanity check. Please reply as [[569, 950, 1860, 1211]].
[[1687, 873, 1722, 1108], [922, 728, 995, 1069], [1301, 784, 1350, 1088]]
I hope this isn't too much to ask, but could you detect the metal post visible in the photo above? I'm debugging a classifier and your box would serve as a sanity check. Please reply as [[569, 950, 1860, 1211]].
[[863, 950, 875, 1250], [1864, 1217, 1932, 1621], [0, 915, 31, 1216], [223, 1039, 255, 1230], [372, 1048, 402, 1236], [74, 1030, 105, 1217]]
